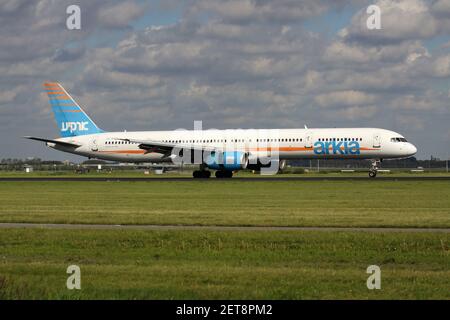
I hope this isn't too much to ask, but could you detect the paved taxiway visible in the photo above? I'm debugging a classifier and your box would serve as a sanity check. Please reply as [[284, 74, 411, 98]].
[[0, 222, 448, 233], [0, 176, 449, 182]]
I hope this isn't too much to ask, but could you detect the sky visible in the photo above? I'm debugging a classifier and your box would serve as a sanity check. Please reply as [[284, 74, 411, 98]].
[[1, 0, 450, 162]]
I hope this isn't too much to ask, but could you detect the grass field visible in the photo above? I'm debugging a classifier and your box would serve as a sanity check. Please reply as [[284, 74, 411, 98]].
[[0, 179, 449, 299], [0, 229, 448, 299], [0, 180, 448, 227]]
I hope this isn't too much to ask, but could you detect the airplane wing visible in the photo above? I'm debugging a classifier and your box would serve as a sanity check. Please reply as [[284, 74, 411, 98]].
[[24, 136, 81, 148], [115, 138, 223, 156]]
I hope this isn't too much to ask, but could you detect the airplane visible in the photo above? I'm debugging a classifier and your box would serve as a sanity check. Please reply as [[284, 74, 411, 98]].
[[25, 82, 417, 178]]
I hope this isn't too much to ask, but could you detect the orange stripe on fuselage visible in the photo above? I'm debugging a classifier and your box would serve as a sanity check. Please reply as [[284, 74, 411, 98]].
[[250, 147, 309, 152], [321, 146, 379, 151], [95, 145, 379, 156], [98, 150, 147, 154], [360, 147, 379, 151], [249, 146, 377, 152]]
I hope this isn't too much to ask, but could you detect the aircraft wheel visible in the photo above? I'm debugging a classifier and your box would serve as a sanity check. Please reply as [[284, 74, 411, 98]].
[[369, 170, 377, 178], [193, 170, 210, 178], [224, 171, 233, 178], [215, 170, 224, 178]]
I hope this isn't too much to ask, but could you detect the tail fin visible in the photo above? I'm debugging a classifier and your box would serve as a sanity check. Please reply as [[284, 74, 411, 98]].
[[43, 82, 104, 137]]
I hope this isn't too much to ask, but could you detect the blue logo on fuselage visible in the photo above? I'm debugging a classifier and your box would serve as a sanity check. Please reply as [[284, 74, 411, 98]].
[[313, 141, 360, 155]]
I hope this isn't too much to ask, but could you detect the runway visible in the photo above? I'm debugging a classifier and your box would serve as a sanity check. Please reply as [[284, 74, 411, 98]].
[[0, 176, 449, 182], [0, 222, 448, 233]]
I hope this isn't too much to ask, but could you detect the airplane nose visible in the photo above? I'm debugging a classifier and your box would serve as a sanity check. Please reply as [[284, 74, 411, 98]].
[[408, 143, 417, 156]]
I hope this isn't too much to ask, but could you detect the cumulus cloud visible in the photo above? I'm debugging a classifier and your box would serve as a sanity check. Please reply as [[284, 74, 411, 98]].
[[431, 54, 450, 77], [97, 1, 144, 28], [336, 105, 377, 120], [315, 90, 376, 108], [189, 0, 330, 24], [431, 0, 450, 17], [341, 0, 439, 44], [1, 0, 449, 160]]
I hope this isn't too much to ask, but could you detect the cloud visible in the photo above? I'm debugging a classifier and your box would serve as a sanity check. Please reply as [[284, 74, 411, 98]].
[[315, 90, 376, 108], [0, 0, 449, 160], [397, 115, 425, 130], [388, 90, 448, 112], [52, 46, 86, 62], [97, 1, 145, 28], [341, 0, 439, 44], [336, 105, 377, 120], [190, 0, 330, 24], [431, 54, 450, 77], [431, 0, 450, 17]]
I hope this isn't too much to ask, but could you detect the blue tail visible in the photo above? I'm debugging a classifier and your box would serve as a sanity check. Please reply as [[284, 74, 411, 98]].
[[44, 82, 104, 137]]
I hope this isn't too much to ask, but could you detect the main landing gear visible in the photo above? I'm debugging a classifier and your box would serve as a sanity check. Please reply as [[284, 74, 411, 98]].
[[192, 170, 234, 178], [192, 165, 233, 179], [193, 164, 211, 178], [193, 170, 211, 178], [369, 159, 381, 178], [215, 170, 233, 178]]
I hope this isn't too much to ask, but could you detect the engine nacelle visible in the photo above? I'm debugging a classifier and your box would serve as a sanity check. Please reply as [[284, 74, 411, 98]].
[[205, 151, 249, 171]]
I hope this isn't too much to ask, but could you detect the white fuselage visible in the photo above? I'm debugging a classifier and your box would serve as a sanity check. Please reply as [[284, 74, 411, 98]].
[[48, 127, 417, 163]]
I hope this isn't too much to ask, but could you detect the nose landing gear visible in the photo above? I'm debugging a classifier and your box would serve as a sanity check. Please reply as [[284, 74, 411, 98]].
[[369, 159, 381, 178]]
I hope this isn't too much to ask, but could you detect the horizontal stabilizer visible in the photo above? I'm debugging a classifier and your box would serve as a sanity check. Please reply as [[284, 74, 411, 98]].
[[23, 136, 80, 148]]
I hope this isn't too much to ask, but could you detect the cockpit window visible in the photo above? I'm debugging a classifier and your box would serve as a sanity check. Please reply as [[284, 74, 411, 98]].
[[391, 137, 407, 142]]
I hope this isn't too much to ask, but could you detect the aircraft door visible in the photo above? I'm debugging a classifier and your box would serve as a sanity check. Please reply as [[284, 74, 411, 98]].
[[90, 139, 98, 151], [373, 133, 381, 148], [305, 132, 313, 148]]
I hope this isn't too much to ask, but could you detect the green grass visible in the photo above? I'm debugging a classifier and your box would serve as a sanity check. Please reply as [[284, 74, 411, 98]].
[[0, 180, 449, 227], [0, 229, 448, 299], [0, 179, 448, 299]]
